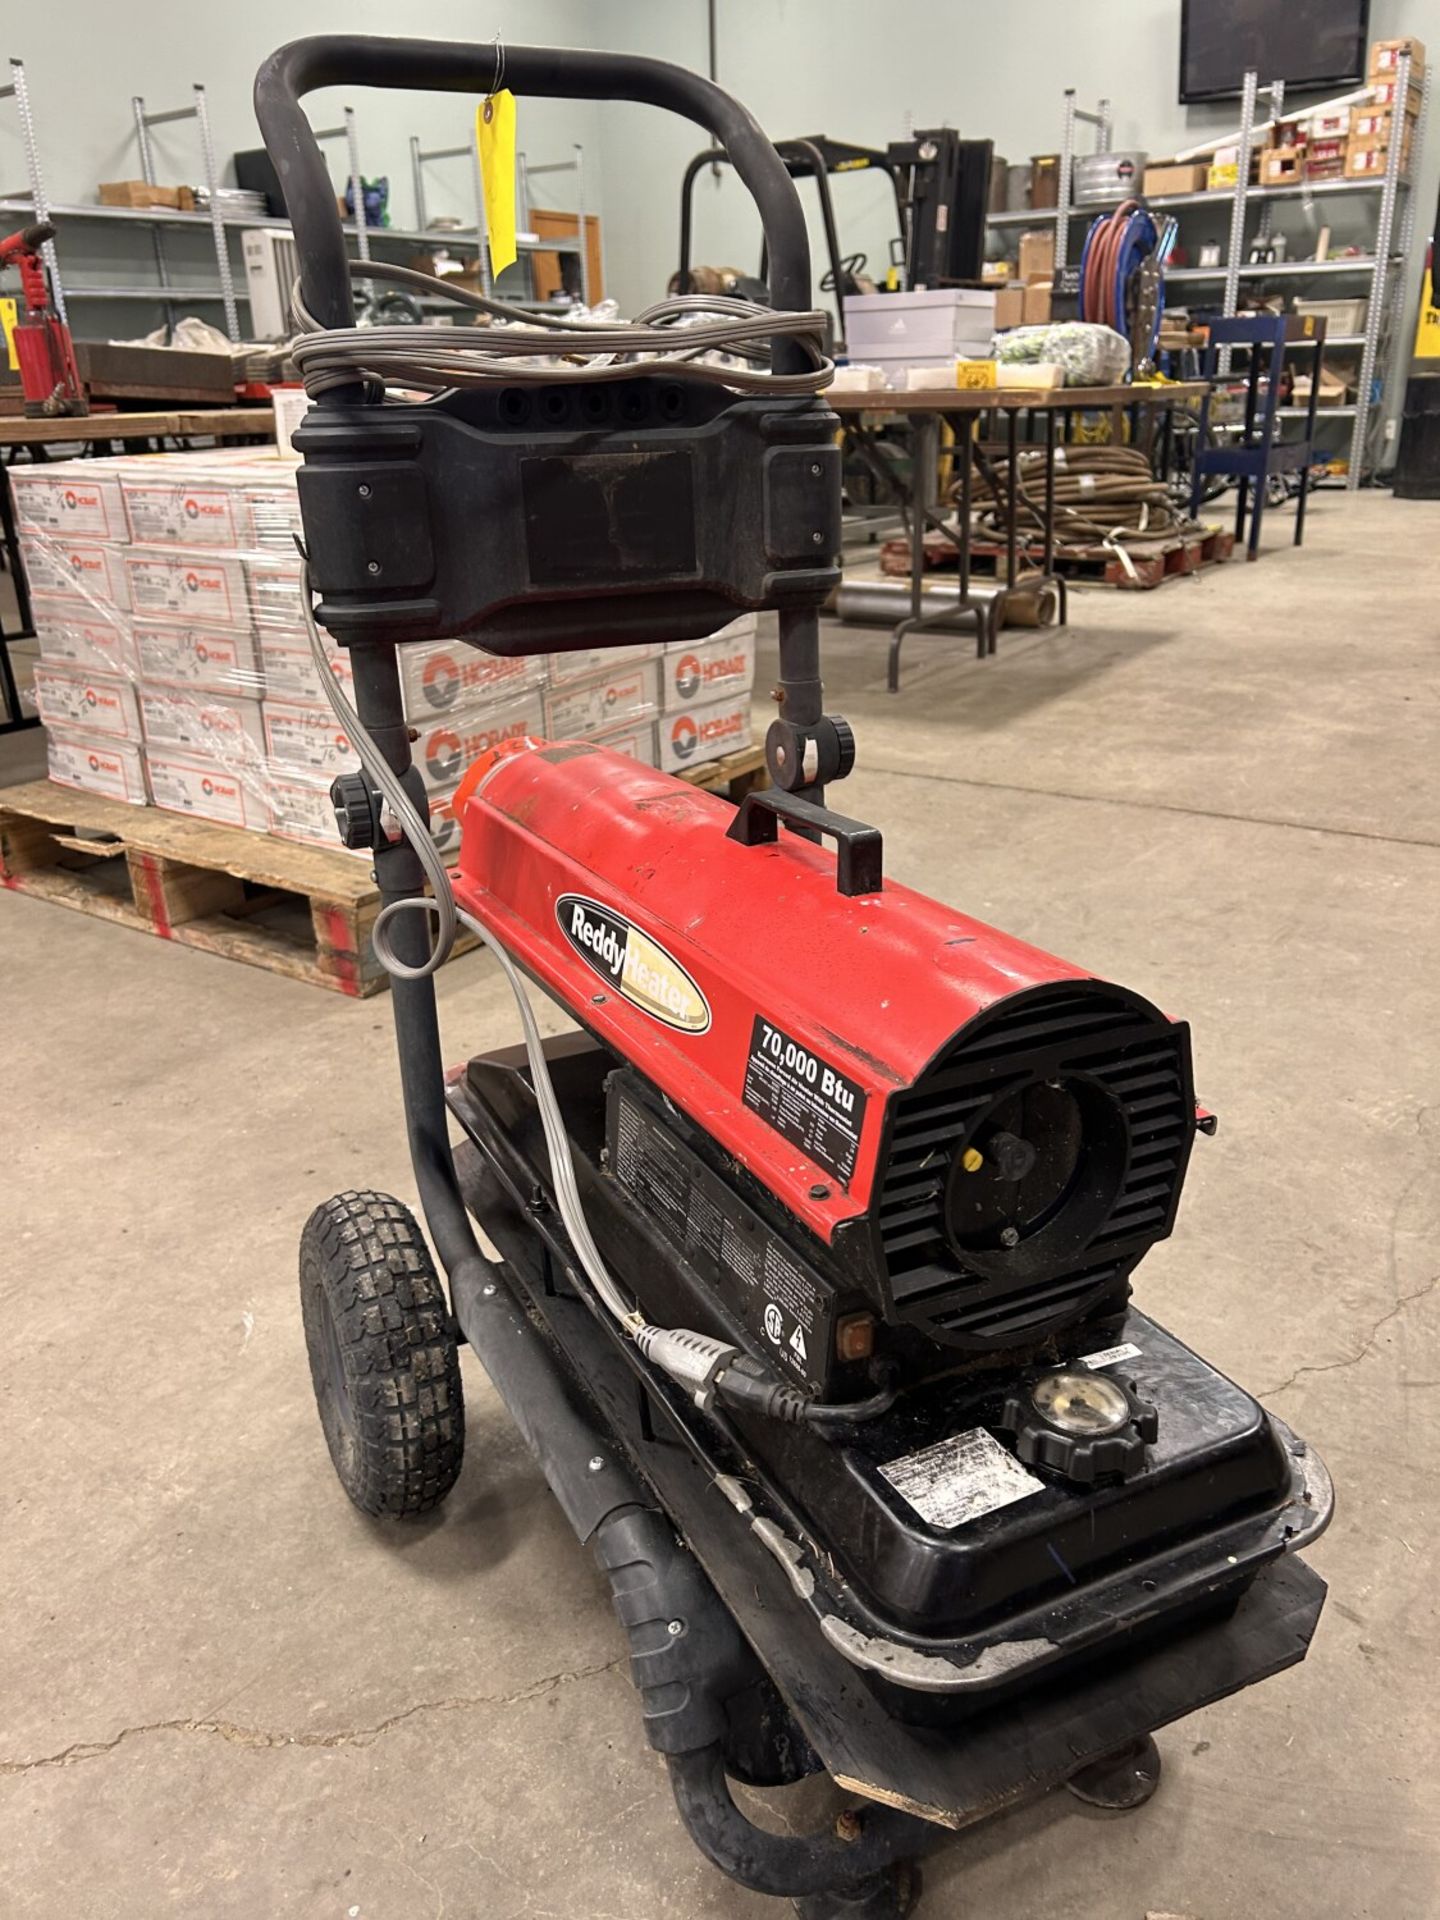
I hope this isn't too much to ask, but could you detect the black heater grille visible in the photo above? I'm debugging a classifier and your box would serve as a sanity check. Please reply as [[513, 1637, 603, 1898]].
[[875, 982, 1195, 1348]]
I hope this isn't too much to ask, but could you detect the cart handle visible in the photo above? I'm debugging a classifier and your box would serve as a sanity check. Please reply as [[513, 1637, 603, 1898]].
[[254, 35, 812, 345]]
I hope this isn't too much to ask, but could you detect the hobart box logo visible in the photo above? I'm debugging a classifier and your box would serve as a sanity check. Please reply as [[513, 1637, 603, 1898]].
[[556, 895, 710, 1033]]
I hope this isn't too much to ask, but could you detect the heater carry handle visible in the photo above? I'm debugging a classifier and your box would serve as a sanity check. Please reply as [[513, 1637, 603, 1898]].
[[726, 789, 883, 897], [254, 35, 812, 350]]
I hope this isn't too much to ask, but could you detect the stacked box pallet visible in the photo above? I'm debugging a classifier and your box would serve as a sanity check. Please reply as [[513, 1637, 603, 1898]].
[[11, 450, 758, 861]]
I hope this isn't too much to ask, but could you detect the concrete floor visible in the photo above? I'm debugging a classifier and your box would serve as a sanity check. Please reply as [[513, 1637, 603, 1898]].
[[4, 490, 1439, 1919]]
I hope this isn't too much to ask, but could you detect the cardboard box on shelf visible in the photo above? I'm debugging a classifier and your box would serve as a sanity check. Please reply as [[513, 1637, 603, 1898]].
[[1207, 156, 1239, 191], [544, 661, 660, 740], [993, 283, 1026, 330], [32, 662, 141, 742], [262, 699, 357, 780], [657, 694, 752, 774], [46, 733, 149, 807], [147, 753, 268, 831], [135, 621, 263, 698], [1305, 135, 1348, 179], [1029, 153, 1059, 209], [1345, 135, 1411, 178], [1141, 162, 1209, 196], [1260, 146, 1305, 187], [138, 685, 267, 764], [1018, 229, 1055, 282], [1368, 75, 1424, 114], [124, 545, 250, 628], [659, 625, 756, 713], [1369, 37, 1425, 79], [412, 690, 546, 790], [1351, 106, 1417, 144], [8, 465, 127, 539], [32, 598, 137, 678], [400, 639, 545, 717], [1023, 282, 1053, 326], [99, 180, 195, 210], [1305, 107, 1351, 140], [1296, 295, 1369, 332], [1292, 364, 1353, 407], [20, 533, 131, 608]]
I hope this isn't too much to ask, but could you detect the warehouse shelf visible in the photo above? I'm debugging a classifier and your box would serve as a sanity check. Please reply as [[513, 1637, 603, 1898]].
[[59, 284, 253, 302], [987, 61, 1427, 484], [988, 174, 1403, 227], [1166, 256, 1395, 282], [0, 196, 567, 254]]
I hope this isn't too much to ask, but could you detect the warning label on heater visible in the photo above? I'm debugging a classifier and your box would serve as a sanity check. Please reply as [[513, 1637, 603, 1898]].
[[742, 1017, 867, 1188], [609, 1083, 833, 1390], [879, 1429, 1044, 1532]]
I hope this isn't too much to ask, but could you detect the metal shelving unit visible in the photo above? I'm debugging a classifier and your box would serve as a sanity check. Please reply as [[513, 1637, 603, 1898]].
[[0, 70, 595, 339], [987, 60, 1429, 485]]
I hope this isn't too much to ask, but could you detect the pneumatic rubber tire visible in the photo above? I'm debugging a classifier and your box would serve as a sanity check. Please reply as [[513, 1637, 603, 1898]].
[[299, 1190, 465, 1517]]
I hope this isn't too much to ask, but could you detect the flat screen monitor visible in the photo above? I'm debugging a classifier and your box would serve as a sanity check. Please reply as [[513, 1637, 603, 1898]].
[[1179, 0, 1371, 105]]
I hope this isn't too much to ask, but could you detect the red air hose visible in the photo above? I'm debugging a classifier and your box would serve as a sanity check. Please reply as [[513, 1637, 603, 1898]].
[[1079, 199, 1138, 330]]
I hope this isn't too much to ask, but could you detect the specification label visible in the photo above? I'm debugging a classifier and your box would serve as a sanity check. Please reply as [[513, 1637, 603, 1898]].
[[610, 1085, 833, 1390], [742, 1016, 867, 1188], [879, 1429, 1043, 1532]]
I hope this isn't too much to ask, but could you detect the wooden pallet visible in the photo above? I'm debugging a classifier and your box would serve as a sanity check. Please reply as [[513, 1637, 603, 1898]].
[[880, 526, 1235, 591], [0, 744, 770, 997]]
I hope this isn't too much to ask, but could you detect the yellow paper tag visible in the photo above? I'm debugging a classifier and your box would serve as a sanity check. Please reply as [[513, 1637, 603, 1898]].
[[0, 297, 18, 373], [476, 90, 517, 278]]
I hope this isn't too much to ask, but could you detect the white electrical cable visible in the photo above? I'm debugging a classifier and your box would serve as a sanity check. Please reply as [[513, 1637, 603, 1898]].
[[302, 561, 645, 1334]]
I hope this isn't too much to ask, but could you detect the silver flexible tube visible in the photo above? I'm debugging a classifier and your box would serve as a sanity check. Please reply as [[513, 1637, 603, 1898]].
[[301, 563, 646, 1336]]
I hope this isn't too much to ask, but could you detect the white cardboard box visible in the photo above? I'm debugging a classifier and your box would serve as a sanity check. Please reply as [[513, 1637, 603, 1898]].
[[657, 693, 753, 773], [590, 719, 660, 768], [663, 614, 760, 653], [10, 466, 128, 540], [413, 690, 546, 790], [245, 554, 306, 631], [32, 597, 138, 678], [843, 288, 1005, 359], [263, 698, 357, 779], [135, 620, 263, 698], [33, 663, 142, 742], [259, 639, 355, 706], [265, 775, 367, 856], [400, 639, 545, 717], [659, 625, 757, 712], [21, 533, 131, 609], [124, 545, 251, 628], [543, 661, 660, 741], [139, 685, 267, 765], [147, 752, 268, 831], [546, 642, 661, 687], [46, 732, 149, 806], [121, 474, 247, 546]]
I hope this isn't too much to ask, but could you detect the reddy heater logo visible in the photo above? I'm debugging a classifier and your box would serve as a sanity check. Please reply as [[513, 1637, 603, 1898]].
[[556, 895, 711, 1033]]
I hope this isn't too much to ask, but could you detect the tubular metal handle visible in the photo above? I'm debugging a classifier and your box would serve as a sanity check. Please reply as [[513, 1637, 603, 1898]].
[[254, 35, 812, 359]]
